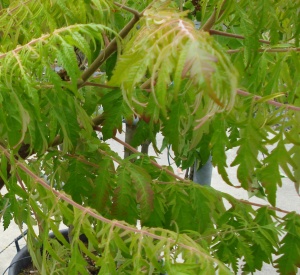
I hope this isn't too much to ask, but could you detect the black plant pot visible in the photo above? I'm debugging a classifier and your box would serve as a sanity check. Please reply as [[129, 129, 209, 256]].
[[7, 245, 31, 275], [8, 228, 87, 275]]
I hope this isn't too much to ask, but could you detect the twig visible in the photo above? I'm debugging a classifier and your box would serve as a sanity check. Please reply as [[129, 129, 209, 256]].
[[209, 29, 270, 44], [93, 126, 186, 182], [240, 199, 290, 214], [237, 89, 300, 112], [82, 82, 118, 89], [101, 31, 110, 48], [15, 172, 27, 192], [65, 153, 100, 168], [227, 47, 300, 54], [98, 148, 122, 165], [257, 47, 300, 53], [94, 126, 191, 183], [112, 135, 186, 182], [37, 82, 118, 90], [140, 72, 157, 91], [196, 224, 277, 242], [1, 0, 32, 15]]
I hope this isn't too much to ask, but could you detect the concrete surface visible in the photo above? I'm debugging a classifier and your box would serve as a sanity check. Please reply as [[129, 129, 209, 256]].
[[0, 133, 299, 274]]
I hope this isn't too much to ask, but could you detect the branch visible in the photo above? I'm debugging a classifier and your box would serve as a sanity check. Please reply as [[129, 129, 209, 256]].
[[0, 25, 87, 60], [95, 129, 298, 217], [227, 47, 300, 54], [78, 14, 142, 87], [0, 144, 221, 261], [1, 144, 296, 240], [113, 2, 141, 18], [237, 89, 300, 112], [37, 81, 117, 90], [201, 9, 217, 31], [209, 29, 270, 44], [92, 113, 105, 127]]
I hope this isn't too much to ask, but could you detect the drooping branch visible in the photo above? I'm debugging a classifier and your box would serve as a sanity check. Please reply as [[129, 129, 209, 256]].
[[2, 143, 296, 219], [0, 24, 88, 60], [0, 144, 222, 262], [101, 130, 296, 216]]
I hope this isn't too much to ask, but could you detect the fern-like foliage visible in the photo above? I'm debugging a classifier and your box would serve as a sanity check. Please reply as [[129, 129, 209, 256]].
[[0, 23, 111, 153], [0, 0, 113, 51], [110, 6, 237, 157], [0, 0, 299, 274]]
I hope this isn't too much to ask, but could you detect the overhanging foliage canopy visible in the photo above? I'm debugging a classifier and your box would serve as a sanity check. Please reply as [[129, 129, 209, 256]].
[[0, 0, 299, 274]]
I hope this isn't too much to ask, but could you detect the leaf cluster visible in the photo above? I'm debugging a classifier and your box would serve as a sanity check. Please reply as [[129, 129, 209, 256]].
[[0, 0, 299, 274]]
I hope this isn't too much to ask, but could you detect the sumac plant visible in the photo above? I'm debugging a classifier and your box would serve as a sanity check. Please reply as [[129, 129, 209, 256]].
[[0, 0, 299, 274]]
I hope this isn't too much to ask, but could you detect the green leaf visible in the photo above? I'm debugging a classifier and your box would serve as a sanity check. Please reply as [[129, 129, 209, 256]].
[[10, 92, 30, 148], [231, 120, 268, 191], [100, 89, 123, 140], [161, 101, 183, 154], [155, 58, 171, 116], [211, 117, 231, 185], [127, 163, 154, 222], [63, 158, 94, 203], [88, 159, 114, 213], [142, 185, 166, 228], [64, 32, 91, 63], [113, 231, 130, 256], [257, 140, 297, 205], [275, 213, 300, 274], [112, 165, 138, 224], [57, 39, 81, 87], [189, 184, 214, 234], [2, 201, 12, 230]]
